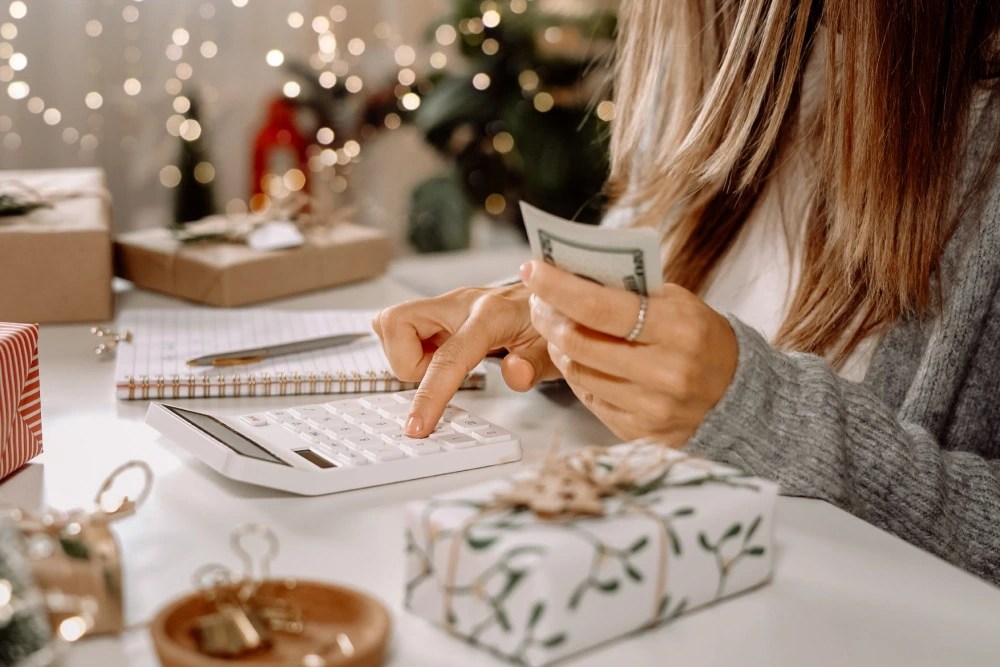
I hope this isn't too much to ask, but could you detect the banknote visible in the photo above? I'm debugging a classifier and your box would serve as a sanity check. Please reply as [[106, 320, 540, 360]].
[[520, 202, 663, 296]]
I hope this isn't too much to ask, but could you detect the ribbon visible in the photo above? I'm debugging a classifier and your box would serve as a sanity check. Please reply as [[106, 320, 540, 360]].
[[441, 441, 685, 635]]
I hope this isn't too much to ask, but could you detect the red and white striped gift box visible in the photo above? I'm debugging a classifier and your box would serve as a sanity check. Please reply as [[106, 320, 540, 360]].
[[0, 322, 42, 480]]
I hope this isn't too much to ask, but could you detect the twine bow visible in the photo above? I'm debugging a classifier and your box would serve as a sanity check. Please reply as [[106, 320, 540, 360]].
[[442, 440, 685, 636], [174, 193, 351, 245]]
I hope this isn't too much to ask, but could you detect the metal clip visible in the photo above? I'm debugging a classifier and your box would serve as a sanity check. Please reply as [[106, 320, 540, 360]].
[[91, 327, 132, 359], [191, 564, 271, 658], [92, 461, 153, 521]]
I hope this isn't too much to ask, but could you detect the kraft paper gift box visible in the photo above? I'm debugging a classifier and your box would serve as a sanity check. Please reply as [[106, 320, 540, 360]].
[[0, 168, 113, 323], [405, 443, 778, 666], [114, 222, 391, 307], [0, 323, 42, 481]]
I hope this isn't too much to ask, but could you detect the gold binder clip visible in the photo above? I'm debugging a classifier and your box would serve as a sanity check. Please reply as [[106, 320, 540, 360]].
[[91, 327, 132, 359]]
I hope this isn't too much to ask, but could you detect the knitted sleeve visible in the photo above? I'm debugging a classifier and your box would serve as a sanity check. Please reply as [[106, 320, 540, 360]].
[[684, 316, 1000, 585]]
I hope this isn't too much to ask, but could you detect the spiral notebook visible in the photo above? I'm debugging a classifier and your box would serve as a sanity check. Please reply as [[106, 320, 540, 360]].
[[113, 308, 486, 400]]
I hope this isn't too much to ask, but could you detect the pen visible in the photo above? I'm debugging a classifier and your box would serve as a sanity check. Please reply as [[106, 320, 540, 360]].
[[185, 332, 370, 367]]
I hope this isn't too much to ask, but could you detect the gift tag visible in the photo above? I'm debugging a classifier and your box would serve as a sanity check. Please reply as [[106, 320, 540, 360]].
[[246, 220, 305, 251]]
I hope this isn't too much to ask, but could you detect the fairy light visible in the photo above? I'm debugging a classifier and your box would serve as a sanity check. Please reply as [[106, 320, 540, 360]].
[[84, 20, 101, 37], [194, 161, 215, 183], [533, 92, 554, 112], [265, 49, 284, 66], [316, 127, 334, 144], [42, 107, 60, 125], [8, 51, 24, 70], [0, 43, 11, 59], [401, 92, 420, 111], [435, 24, 456, 46], [179, 119, 201, 141], [343, 140, 360, 158], [165, 44, 183, 61], [287, 12, 304, 29], [544, 27, 563, 43], [62, 127, 78, 144], [482, 10, 501, 28], [374, 22, 391, 40], [172, 28, 190, 46], [165, 114, 184, 136], [397, 68, 415, 85], [472, 72, 491, 90], [318, 71, 336, 88], [159, 165, 181, 188], [318, 33, 336, 54], [200, 40, 217, 58], [492, 131, 514, 153], [485, 193, 506, 214], [79, 134, 98, 151], [519, 70, 539, 91], [510, 0, 528, 12], [348, 38, 365, 56], [311, 16, 330, 33], [121, 5, 139, 24], [482, 38, 499, 55], [175, 62, 193, 80], [430, 52, 447, 69], [344, 75, 362, 93], [394, 45, 415, 67], [329, 5, 347, 22], [123, 77, 141, 96], [165, 77, 182, 95], [282, 80, 300, 97], [25, 95, 41, 113], [231, 0, 248, 8], [8, 1, 26, 20], [7, 80, 27, 98], [198, 3, 215, 20], [384, 112, 401, 130]]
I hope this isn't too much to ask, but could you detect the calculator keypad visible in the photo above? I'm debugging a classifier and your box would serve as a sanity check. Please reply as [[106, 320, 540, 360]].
[[245, 396, 513, 468]]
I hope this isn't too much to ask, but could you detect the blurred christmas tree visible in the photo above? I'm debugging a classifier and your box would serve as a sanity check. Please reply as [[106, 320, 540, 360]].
[[405, 0, 616, 251], [173, 91, 216, 226]]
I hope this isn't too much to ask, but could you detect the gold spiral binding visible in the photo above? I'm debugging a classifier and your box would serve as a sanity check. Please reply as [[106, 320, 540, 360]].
[[293, 372, 303, 395], [201, 375, 211, 398], [322, 372, 333, 393], [368, 370, 378, 392], [277, 372, 288, 395], [171, 375, 181, 399], [248, 373, 257, 396], [186, 375, 196, 398], [307, 372, 317, 393], [140, 375, 150, 400], [352, 371, 362, 393], [127, 375, 136, 400], [216, 375, 226, 398], [337, 371, 347, 393], [262, 373, 272, 397], [381, 370, 396, 392], [155, 375, 165, 399], [232, 374, 242, 398]]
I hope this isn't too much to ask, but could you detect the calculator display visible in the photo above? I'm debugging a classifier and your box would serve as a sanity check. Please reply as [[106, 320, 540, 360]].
[[165, 405, 289, 466]]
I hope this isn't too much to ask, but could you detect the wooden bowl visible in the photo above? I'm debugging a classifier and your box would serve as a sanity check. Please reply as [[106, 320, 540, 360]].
[[150, 579, 391, 667]]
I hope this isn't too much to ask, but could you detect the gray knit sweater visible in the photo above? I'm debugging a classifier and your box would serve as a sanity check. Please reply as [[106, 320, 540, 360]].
[[685, 92, 1000, 586]]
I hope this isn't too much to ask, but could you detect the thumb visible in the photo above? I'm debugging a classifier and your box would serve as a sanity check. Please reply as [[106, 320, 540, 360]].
[[501, 338, 560, 392]]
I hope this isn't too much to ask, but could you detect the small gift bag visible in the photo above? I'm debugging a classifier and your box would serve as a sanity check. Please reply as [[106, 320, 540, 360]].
[[405, 443, 779, 666], [0, 322, 42, 482]]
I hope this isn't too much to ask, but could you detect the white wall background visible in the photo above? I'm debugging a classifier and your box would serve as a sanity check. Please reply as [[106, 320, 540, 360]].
[[0, 0, 511, 254]]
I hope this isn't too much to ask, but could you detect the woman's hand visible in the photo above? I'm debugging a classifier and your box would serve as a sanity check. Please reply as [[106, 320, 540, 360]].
[[372, 282, 560, 437], [521, 260, 738, 445]]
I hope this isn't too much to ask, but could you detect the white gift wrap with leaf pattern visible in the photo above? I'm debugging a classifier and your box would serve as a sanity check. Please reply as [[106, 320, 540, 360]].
[[404, 446, 779, 666]]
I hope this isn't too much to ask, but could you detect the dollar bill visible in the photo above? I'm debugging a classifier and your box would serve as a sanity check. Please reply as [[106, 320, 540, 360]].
[[520, 201, 663, 296]]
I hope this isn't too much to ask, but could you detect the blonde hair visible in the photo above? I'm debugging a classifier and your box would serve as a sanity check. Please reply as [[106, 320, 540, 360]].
[[610, 0, 1000, 363]]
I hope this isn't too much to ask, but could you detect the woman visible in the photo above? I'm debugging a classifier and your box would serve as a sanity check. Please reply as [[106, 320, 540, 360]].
[[374, 1, 1000, 584]]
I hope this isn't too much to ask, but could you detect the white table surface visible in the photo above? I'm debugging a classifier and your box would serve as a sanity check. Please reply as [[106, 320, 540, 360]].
[[3, 270, 1000, 667]]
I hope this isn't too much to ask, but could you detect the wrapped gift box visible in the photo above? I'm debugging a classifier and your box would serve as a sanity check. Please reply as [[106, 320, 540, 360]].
[[114, 222, 391, 307], [0, 323, 42, 481], [0, 168, 113, 323], [405, 444, 778, 666]]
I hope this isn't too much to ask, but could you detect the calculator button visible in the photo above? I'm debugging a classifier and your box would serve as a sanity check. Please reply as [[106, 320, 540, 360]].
[[450, 417, 491, 433], [324, 400, 358, 413], [321, 422, 363, 437], [380, 432, 427, 446], [298, 429, 326, 444], [266, 410, 295, 424], [436, 433, 479, 449], [335, 450, 368, 466], [307, 415, 346, 430], [363, 446, 405, 462], [240, 414, 268, 427], [342, 434, 383, 451], [289, 405, 330, 420], [339, 409, 380, 424], [400, 440, 443, 456], [376, 402, 412, 418], [360, 395, 402, 408], [362, 419, 398, 434], [440, 406, 469, 422], [429, 424, 455, 437], [281, 419, 309, 432], [471, 427, 513, 443]]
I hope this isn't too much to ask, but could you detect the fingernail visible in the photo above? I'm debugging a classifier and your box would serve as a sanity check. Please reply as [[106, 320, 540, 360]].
[[519, 261, 533, 283], [405, 415, 423, 436]]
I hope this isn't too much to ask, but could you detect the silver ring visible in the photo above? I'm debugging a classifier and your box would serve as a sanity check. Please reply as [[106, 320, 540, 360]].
[[625, 295, 648, 342]]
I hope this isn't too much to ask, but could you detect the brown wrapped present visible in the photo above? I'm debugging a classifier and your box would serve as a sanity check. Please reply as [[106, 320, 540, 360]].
[[114, 222, 391, 307], [0, 168, 113, 323]]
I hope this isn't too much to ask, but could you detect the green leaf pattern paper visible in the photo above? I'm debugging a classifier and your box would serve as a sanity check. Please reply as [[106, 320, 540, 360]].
[[404, 445, 779, 666]]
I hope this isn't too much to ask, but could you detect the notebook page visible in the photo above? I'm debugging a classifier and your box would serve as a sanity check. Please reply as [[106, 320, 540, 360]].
[[112, 308, 467, 399]]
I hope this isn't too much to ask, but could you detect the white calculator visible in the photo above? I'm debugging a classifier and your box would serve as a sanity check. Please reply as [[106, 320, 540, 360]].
[[145, 391, 522, 496]]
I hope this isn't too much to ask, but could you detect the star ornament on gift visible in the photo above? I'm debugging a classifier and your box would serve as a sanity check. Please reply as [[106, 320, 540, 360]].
[[0, 323, 42, 480]]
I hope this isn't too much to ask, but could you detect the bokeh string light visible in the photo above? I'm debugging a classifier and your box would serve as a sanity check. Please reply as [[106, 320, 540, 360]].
[[1, 0, 614, 216]]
